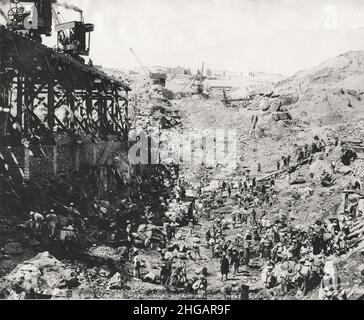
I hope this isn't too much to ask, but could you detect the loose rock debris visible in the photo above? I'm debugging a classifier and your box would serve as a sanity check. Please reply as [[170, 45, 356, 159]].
[[2, 51, 364, 301]]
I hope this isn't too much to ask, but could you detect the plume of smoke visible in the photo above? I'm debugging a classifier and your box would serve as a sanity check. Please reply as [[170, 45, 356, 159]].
[[55, 1, 82, 13]]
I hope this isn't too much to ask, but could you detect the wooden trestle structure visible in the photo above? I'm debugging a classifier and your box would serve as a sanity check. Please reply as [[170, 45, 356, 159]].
[[0, 25, 131, 144]]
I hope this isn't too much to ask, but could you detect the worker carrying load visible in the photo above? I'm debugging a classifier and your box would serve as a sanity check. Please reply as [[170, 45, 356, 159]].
[[60, 224, 76, 252], [30, 211, 45, 234]]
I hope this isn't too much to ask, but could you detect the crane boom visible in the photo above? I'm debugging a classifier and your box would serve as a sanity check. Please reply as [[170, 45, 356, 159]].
[[52, 8, 61, 25], [179, 74, 198, 94], [130, 48, 151, 77], [0, 7, 10, 25]]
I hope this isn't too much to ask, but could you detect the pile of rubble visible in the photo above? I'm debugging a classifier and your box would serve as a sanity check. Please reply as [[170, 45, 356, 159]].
[[0, 250, 137, 299], [0, 252, 85, 299], [129, 78, 181, 132]]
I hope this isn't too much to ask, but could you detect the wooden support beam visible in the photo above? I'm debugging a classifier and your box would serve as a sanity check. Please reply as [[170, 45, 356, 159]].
[[16, 76, 23, 126], [24, 77, 31, 136], [86, 86, 93, 116], [48, 77, 54, 131], [1, 27, 130, 141]]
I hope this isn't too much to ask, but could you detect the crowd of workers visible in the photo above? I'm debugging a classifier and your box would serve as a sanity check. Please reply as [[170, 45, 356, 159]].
[[201, 136, 360, 300], [134, 135, 360, 300], [1, 131, 363, 300]]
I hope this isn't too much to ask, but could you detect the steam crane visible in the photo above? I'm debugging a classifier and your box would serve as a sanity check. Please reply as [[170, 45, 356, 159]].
[[0, 0, 131, 144], [130, 48, 167, 87], [3, 0, 56, 42], [130, 48, 151, 78], [54, 7, 94, 61], [177, 63, 209, 99], [0, 0, 94, 62]]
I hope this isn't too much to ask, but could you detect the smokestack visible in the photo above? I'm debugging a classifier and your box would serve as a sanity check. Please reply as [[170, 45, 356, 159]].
[[55, 1, 83, 21]]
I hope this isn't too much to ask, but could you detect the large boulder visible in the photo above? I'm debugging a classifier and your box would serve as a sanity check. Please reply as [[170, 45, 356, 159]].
[[269, 99, 283, 112], [259, 99, 271, 112], [338, 166, 352, 175], [143, 272, 157, 283], [272, 112, 292, 121], [0, 252, 68, 297], [108, 273, 123, 290], [164, 252, 173, 260], [86, 246, 121, 263]]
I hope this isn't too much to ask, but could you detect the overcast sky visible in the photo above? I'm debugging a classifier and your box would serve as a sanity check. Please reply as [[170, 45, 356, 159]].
[[2, 0, 364, 75]]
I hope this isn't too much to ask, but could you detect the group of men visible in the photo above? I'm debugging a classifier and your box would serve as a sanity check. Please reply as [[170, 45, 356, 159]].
[[195, 135, 358, 299], [26, 205, 78, 251]]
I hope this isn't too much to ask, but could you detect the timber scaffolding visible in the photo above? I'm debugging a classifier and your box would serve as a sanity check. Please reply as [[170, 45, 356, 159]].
[[0, 25, 131, 143]]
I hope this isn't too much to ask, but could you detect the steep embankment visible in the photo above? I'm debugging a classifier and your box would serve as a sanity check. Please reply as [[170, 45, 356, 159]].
[[273, 51, 364, 125], [174, 51, 364, 224]]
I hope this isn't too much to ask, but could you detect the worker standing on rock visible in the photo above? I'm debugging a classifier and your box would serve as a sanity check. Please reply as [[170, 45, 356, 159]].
[[160, 264, 170, 287], [46, 209, 57, 238], [165, 222, 173, 242], [238, 284, 250, 300], [213, 242, 220, 258], [133, 250, 142, 279], [243, 237, 252, 268], [238, 180, 242, 194], [231, 250, 240, 276], [126, 221, 132, 243], [186, 219, 194, 241], [231, 211, 237, 229], [60, 224, 76, 252], [220, 254, 230, 281], [193, 244, 201, 260], [331, 159, 336, 174]]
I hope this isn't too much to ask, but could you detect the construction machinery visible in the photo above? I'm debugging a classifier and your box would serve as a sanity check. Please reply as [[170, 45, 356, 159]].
[[2, 0, 55, 39], [221, 87, 255, 108], [53, 7, 94, 61], [130, 48, 167, 87], [0, 6, 11, 25], [0, 0, 94, 61], [177, 63, 209, 99], [0, 0, 130, 142]]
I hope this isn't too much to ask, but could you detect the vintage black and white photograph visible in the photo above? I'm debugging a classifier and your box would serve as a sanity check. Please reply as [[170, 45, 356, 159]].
[[0, 0, 364, 302]]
